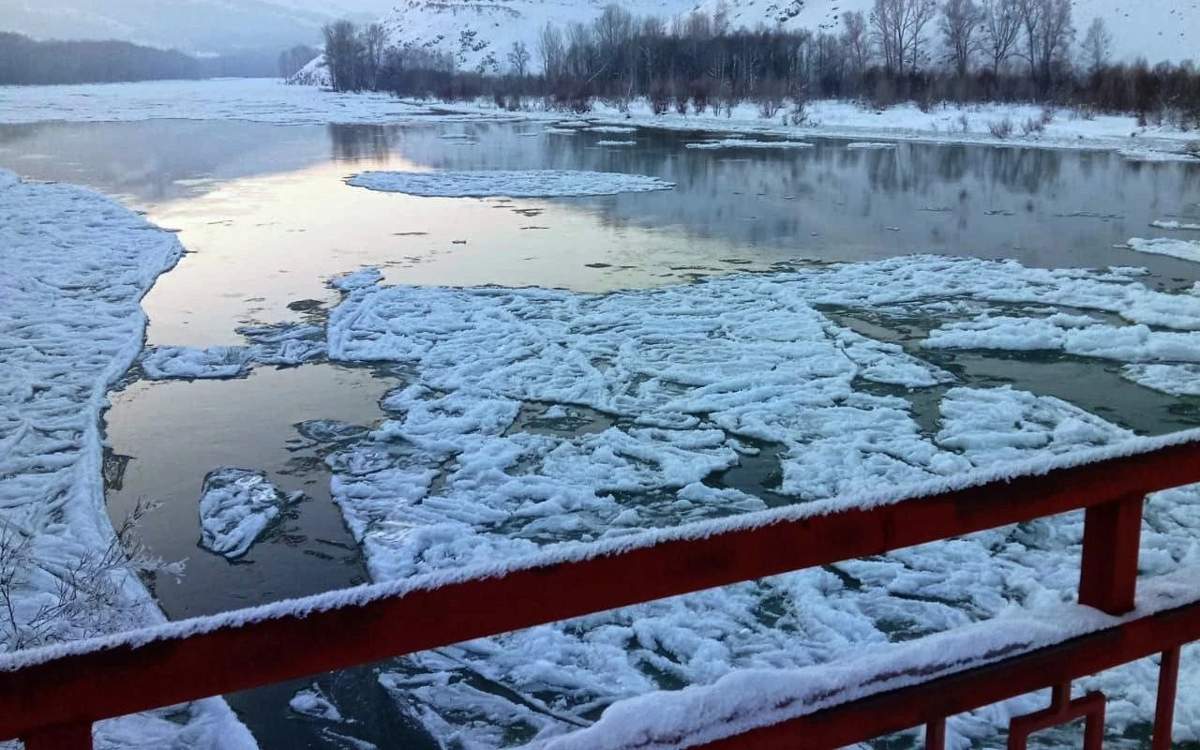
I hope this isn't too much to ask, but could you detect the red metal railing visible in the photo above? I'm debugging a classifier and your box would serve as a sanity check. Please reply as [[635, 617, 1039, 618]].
[[3, 436, 1200, 749]]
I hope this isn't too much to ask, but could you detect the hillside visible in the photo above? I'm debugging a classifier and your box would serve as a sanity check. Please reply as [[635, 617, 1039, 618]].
[[378, 0, 1198, 74], [0, 0, 368, 55]]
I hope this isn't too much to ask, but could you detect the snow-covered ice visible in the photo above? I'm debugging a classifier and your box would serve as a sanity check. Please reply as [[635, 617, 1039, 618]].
[[346, 170, 676, 198], [289, 685, 344, 722], [141, 322, 326, 380], [684, 138, 813, 150], [199, 468, 302, 559], [924, 313, 1200, 363], [1122, 364, 1200, 396], [1128, 237, 1200, 263], [0, 169, 255, 746], [586, 126, 636, 134], [0, 78, 517, 126], [1151, 220, 1200, 231], [142, 345, 253, 380], [310, 255, 1200, 746]]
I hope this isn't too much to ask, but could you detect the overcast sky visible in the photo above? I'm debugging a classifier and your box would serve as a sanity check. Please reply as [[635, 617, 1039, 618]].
[[0, 0, 397, 53]]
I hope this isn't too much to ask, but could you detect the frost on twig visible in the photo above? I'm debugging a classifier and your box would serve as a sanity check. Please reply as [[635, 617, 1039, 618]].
[[0, 499, 183, 652]]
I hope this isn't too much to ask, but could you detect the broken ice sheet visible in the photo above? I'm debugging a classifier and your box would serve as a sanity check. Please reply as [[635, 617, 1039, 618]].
[[199, 467, 302, 558], [314, 255, 1200, 747], [140, 322, 326, 380]]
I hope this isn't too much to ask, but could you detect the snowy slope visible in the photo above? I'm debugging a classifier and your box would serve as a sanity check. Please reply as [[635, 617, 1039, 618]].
[[381, 0, 699, 72], [692, 0, 1199, 63], [379, 0, 1197, 74]]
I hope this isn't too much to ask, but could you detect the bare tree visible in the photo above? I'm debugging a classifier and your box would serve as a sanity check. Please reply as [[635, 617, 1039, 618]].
[[1080, 17, 1111, 74], [870, 0, 938, 76], [841, 11, 872, 75], [362, 23, 388, 89], [940, 0, 984, 77], [323, 20, 362, 91], [538, 23, 565, 80], [507, 40, 531, 77], [981, 0, 1021, 76]]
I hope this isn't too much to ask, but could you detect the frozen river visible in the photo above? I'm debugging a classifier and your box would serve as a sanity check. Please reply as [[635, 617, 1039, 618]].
[[3, 114, 1200, 748]]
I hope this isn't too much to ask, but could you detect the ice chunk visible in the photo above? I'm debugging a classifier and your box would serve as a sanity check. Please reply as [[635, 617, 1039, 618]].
[[346, 170, 675, 198], [199, 468, 302, 559], [141, 322, 326, 380], [289, 685, 344, 721], [684, 139, 814, 150], [845, 142, 897, 149], [924, 313, 1200, 363], [1122, 364, 1200, 396], [594, 140, 636, 147], [1128, 237, 1200, 263], [141, 346, 252, 379], [1150, 220, 1200, 231]]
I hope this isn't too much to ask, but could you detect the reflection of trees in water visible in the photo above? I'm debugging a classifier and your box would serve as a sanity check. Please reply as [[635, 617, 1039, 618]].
[[327, 124, 404, 163], [984, 147, 1063, 194], [0, 122, 42, 147]]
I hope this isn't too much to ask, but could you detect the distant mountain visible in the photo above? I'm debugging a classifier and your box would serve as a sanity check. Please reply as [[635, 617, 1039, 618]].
[[0, 0, 388, 55], [378, 0, 1197, 74]]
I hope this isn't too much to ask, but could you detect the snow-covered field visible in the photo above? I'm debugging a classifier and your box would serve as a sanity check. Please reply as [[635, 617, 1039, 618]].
[[0, 78, 518, 126], [0, 170, 255, 747]]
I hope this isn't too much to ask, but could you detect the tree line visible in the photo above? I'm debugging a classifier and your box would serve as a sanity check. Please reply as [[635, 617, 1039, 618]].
[[0, 32, 312, 85], [0, 33, 202, 85], [317, 0, 1199, 129]]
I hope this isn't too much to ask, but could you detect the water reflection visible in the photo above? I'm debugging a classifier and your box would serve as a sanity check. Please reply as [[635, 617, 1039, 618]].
[[2, 119, 1196, 279]]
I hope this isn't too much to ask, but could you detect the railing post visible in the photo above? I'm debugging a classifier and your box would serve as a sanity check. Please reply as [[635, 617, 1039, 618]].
[[21, 723, 93, 750], [1152, 646, 1181, 750], [924, 717, 946, 750], [1078, 493, 1143, 615]]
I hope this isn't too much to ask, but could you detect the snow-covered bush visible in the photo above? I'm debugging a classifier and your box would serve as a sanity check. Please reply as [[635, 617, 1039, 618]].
[[0, 500, 183, 651], [988, 117, 1014, 139]]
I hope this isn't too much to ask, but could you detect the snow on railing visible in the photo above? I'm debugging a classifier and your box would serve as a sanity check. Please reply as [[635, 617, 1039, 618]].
[[5, 429, 1200, 749]]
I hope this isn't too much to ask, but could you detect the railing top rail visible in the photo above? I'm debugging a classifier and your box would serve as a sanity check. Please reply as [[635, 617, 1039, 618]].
[[3, 428, 1200, 739]]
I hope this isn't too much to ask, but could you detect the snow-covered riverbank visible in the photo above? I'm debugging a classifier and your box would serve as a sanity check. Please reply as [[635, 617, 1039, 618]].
[[2, 79, 1195, 161], [0, 170, 254, 747]]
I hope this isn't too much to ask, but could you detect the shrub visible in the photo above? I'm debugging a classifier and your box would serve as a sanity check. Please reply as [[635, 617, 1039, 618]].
[[988, 118, 1014, 139]]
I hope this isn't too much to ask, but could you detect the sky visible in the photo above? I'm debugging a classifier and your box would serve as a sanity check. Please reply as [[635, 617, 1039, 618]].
[[0, 0, 397, 54]]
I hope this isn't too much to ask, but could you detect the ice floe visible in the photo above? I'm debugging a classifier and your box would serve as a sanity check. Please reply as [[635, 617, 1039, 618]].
[[844, 141, 897, 149], [313, 256, 1200, 746], [684, 139, 814, 150], [1128, 237, 1200, 263], [0, 170, 255, 745], [924, 313, 1200, 363], [199, 468, 302, 559], [289, 685, 344, 721], [142, 345, 253, 379], [346, 170, 675, 198], [594, 140, 636, 146], [1151, 220, 1200, 231], [141, 322, 326, 379], [1122, 364, 1200, 396]]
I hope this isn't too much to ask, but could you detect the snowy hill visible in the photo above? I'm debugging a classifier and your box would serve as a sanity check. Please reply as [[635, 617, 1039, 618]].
[[379, 0, 1197, 74], [381, 0, 698, 72]]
